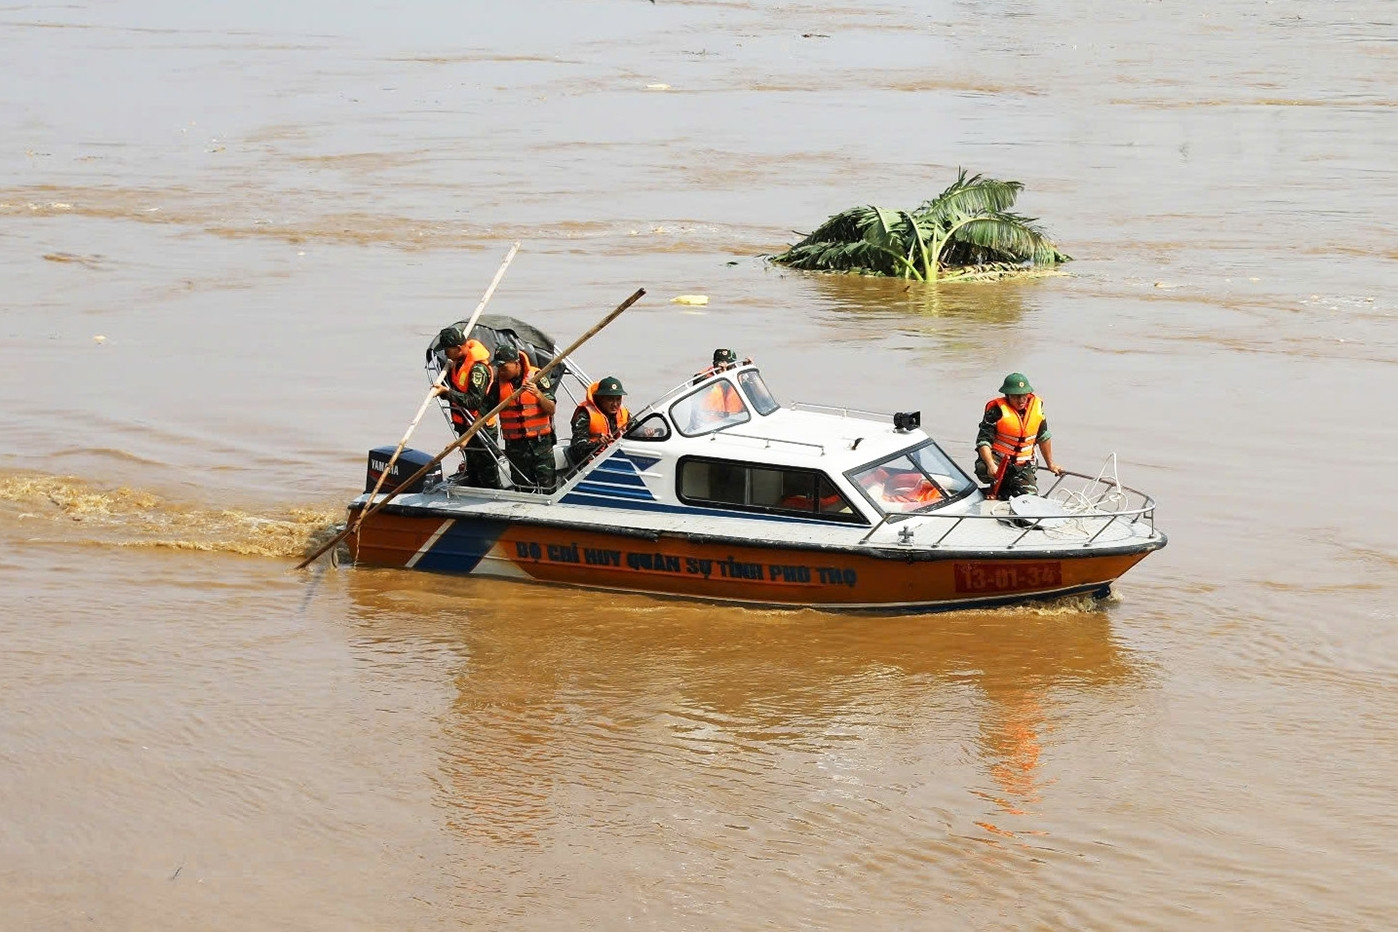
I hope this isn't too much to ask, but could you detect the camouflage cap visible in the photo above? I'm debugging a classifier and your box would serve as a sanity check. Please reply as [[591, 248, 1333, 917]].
[[491, 340, 520, 364], [438, 326, 466, 348], [999, 372, 1034, 395], [712, 348, 737, 365], [594, 376, 626, 396]]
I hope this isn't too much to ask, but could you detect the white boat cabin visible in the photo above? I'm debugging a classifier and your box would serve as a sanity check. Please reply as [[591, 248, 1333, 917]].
[[556, 363, 977, 529]]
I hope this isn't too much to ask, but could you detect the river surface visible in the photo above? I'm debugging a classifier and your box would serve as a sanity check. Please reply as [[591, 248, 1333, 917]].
[[3, 1, 1397, 928]]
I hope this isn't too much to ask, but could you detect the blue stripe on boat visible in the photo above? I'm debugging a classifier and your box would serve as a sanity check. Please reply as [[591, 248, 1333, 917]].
[[412, 518, 508, 573], [573, 482, 656, 500], [588, 465, 648, 488], [568, 450, 659, 497], [620, 452, 661, 472]]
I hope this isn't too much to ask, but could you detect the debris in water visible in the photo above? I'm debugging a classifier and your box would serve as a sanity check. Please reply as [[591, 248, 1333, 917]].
[[43, 252, 106, 269], [93, 335, 106, 343], [769, 169, 1069, 282], [671, 294, 708, 305], [646, 83, 671, 90]]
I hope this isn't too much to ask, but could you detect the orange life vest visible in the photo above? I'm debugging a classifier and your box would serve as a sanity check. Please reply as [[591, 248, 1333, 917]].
[[871, 467, 943, 505], [463, 339, 490, 370], [703, 379, 745, 416], [780, 492, 848, 512], [579, 381, 631, 442], [448, 340, 495, 428], [497, 355, 553, 441], [988, 395, 1044, 464]]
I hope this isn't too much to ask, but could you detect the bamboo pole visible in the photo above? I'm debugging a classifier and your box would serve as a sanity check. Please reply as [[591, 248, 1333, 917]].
[[361, 242, 520, 513]]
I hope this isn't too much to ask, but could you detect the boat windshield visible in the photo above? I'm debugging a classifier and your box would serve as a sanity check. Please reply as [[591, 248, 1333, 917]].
[[848, 441, 974, 514], [669, 379, 752, 437], [737, 369, 779, 415]]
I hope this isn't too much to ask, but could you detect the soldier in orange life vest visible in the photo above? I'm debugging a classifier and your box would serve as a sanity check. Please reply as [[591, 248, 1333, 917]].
[[568, 376, 630, 465], [690, 348, 747, 423], [975, 372, 1063, 499], [483, 340, 558, 493], [432, 326, 500, 489]]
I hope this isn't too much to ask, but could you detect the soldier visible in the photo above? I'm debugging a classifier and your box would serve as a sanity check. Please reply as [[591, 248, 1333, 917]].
[[694, 347, 739, 384], [433, 326, 500, 489], [568, 376, 630, 465], [485, 340, 558, 493], [975, 372, 1063, 500]]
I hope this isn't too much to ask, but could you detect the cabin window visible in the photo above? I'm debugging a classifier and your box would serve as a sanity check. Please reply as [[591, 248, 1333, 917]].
[[848, 441, 973, 514], [737, 370, 780, 416], [908, 443, 974, 496], [679, 459, 747, 506], [677, 457, 862, 523], [669, 380, 751, 437], [625, 412, 671, 442]]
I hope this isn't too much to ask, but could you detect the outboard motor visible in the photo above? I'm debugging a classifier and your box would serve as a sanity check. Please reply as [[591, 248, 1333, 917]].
[[365, 447, 441, 495]]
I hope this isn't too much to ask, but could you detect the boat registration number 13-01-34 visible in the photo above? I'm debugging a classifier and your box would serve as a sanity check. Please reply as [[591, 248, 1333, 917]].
[[953, 561, 1062, 594]]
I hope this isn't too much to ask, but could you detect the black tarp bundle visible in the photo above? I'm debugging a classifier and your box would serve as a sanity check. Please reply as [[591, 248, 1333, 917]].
[[425, 314, 564, 376]]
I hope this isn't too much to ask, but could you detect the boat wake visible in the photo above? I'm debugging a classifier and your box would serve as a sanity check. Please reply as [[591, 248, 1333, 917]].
[[953, 589, 1122, 617], [0, 472, 339, 559]]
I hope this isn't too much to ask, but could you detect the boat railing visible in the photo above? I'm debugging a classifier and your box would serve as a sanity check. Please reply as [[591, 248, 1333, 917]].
[[714, 431, 826, 455], [868, 460, 1157, 550], [788, 401, 895, 421]]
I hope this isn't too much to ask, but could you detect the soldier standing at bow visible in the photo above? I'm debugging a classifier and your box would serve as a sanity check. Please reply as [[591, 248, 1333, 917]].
[[975, 372, 1064, 499]]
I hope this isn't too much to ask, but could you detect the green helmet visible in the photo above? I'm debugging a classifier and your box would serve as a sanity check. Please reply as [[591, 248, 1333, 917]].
[[594, 376, 626, 397], [999, 372, 1034, 395], [438, 326, 466, 348], [491, 340, 519, 364]]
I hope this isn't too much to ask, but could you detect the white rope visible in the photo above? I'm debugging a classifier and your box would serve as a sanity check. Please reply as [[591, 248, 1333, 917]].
[[1050, 453, 1129, 514], [1011, 453, 1133, 540]]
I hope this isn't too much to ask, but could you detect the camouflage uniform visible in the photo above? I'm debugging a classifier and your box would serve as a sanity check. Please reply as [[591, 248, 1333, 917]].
[[505, 435, 557, 494], [446, 357, 502, 489], [568, 407, 603, 465], [974, 404, 1052, 498], [486, 370, 558, 493], [974, 456, 1041, 498], [568, 406, 627, 465]]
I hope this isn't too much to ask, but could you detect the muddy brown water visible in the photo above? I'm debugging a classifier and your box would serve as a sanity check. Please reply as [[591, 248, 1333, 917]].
[[3, 2, 1398, 928]]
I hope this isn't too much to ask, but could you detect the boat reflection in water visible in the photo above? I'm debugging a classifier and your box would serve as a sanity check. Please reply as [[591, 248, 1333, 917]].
[[340, 571, 1147, 850]]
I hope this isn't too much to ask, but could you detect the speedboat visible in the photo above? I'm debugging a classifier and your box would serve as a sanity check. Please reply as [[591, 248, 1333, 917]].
[[346, 321, 1166, 613]]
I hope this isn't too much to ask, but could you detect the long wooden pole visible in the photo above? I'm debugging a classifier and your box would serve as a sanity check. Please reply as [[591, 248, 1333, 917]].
[[296, 286, 646, 570], [454, 240, 521, 362], [360, 242, 521, 513]]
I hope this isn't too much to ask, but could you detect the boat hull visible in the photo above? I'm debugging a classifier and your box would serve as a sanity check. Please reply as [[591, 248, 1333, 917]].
[[348, 506, 1164, 613]]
